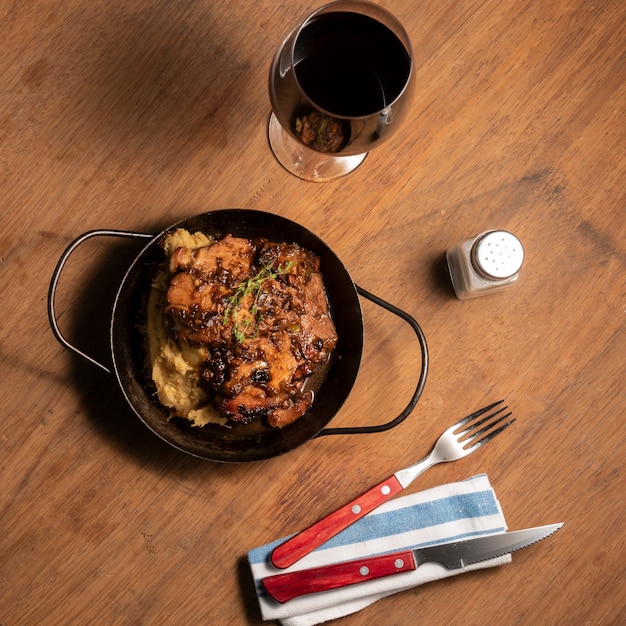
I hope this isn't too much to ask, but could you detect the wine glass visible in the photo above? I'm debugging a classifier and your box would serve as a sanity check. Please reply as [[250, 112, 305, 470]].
[[268, 0, 413, 182]]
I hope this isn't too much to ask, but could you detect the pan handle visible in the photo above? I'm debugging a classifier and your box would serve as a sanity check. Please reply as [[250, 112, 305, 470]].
[[317, 285, 428, 437], [47, 229, 153, 376]]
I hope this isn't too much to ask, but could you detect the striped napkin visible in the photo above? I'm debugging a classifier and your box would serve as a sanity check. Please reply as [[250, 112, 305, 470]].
[[248, 474, 510, 626]]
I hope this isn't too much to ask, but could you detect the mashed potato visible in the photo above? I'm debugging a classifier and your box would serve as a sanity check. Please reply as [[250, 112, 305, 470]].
[[146, 229, 227, 427]]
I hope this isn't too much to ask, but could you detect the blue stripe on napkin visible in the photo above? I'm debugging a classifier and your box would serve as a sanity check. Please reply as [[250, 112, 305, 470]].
[[248, 489, 499, 566]]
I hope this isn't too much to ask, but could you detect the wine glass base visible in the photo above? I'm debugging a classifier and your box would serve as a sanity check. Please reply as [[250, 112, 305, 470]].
[[268, 113, 367, 182]]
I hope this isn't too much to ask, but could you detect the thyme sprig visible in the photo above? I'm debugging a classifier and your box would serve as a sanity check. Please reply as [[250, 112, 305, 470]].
[[223, 260, 294, 343]]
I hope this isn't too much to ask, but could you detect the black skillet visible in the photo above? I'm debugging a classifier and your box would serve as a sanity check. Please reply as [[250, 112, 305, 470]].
[[48, 209, 428, 462]]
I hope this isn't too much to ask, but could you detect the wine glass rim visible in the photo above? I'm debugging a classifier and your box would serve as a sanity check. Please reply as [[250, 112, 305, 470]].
[[290, 0, 414, 120]]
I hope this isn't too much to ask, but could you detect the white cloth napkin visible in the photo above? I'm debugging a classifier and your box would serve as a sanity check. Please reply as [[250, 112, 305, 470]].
[[248, 474, 510, 626]]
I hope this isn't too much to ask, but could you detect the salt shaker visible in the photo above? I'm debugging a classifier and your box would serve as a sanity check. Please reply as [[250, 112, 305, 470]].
[[446, 230, 524, 300]]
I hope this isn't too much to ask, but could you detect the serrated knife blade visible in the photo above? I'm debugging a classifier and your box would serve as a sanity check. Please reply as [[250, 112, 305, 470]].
[[263, 522, 564, 603]]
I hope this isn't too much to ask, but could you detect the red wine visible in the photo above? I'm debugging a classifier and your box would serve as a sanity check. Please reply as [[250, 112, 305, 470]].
[[294, 12, 410, 117]]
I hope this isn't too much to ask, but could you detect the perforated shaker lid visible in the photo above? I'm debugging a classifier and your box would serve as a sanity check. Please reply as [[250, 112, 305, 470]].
[[472, 231, 524, 280]]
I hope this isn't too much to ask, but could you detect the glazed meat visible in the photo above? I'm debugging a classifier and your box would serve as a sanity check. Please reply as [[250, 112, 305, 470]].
[[163, 234, 337, 427]]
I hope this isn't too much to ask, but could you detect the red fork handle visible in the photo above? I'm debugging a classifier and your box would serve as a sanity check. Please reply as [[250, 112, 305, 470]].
[[270, 475, 404, 569], [263, 549, 416, 603]]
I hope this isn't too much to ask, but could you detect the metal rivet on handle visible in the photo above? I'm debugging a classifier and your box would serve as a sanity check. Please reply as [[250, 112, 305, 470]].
[[352, 504, 361, 514], [359, 566, 369, 576], [394, 559, 405, 569], [381, 485, 391, 495]]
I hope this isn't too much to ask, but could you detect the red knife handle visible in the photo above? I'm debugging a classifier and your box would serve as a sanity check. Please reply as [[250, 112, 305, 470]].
[[270, 476, 403, 569], [263, 550, 416, 603]]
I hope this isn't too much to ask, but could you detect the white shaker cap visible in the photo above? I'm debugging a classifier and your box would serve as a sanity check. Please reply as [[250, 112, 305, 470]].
[[472, 231, 524, 280]]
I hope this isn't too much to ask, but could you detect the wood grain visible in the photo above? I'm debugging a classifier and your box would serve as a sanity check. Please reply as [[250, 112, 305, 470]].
[[1, 1, 624, 625]]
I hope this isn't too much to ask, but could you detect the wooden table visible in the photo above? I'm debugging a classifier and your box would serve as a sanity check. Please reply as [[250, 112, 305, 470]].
[[2, 1, 624, 624]]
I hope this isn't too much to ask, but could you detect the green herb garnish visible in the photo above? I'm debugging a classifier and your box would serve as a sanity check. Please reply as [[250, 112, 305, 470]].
[[223, 260, 294, 342]]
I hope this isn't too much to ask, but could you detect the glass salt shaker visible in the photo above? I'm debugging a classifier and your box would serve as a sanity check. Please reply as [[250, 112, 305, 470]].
[[446, 230, 524, 300]]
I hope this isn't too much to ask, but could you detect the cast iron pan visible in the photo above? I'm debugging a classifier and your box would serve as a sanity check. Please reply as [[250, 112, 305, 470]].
[[48, 209, 428, 462]]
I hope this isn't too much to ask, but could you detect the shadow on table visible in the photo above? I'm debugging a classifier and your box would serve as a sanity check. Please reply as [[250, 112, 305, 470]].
[[238, 556, 265, 625], [59, 5, 256, 172], [428, 251, 457, 299]]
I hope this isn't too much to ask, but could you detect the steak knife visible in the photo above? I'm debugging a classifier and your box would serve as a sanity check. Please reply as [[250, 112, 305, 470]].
[[263, 522, 563, 603]]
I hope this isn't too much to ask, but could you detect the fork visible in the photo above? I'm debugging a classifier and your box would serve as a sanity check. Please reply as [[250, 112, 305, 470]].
[[271, 399, 515, 569]]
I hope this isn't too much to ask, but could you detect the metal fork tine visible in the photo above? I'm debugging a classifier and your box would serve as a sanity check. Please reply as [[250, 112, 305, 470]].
[[453, 399, 505, 430], [455, 404, 508, 437], [461, 405, 508, 433], [465, 413, 516, 451], [464, 410, 513, 441]]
